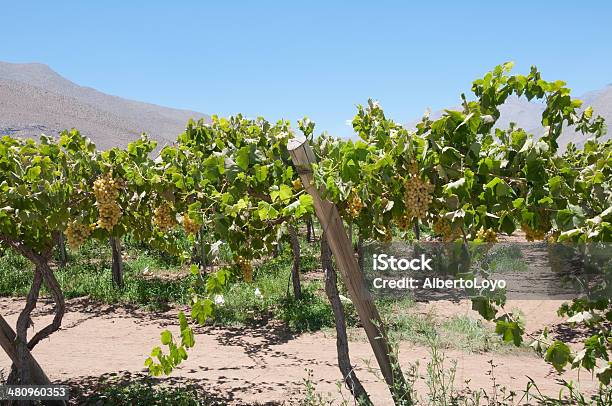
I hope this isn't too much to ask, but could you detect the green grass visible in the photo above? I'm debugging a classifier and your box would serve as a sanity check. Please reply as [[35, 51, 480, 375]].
[[84, 381, 206, 406], [377, 298, 512, 353], [214, 251, 355, 332], [0, 237, 340, 331], [486, 244, 529, 273], [0, 241, 194, 310], [0, 250, 32, 295]]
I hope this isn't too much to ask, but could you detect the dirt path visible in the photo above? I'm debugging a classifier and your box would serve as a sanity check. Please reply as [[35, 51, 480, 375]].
[[0, 297, 600, 405]]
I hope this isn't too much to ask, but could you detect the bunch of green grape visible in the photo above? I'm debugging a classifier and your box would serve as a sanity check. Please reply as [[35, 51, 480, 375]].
[[93, 173, 122, 231], [65, 221, 91, 249], [404, 175, 434, 219], [183, 212, 200, 235], [154, 203, 177, 232], [476, 227, 497, 243], [347, 188, 364, 218]]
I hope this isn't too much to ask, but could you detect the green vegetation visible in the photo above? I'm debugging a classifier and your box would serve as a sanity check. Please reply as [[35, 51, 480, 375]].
[[84, 381, 205, 406], [486, 244, 529, 273], [0, 241, 193, 310]]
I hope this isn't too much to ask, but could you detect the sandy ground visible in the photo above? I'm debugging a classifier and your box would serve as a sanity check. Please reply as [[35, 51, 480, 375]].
[[0, 297, 601, 405]]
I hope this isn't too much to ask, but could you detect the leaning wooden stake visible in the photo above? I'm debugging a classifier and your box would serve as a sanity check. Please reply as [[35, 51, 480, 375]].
[[288, 135, 410, 404]]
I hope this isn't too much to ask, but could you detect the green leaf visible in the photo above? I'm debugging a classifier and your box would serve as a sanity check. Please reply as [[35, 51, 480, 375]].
[[545, 341, 572, 373], [486, 177, 511, 197], [566, 311, 593, 324], [471, 297, 497, 320], [596, 363, 611, 385], [25, 166, 41, 181], [495, 320, 523, 346], [500, 214, 516, 235], [236, 146, 250, 170], [189, 264, 199, 276], [278, 184, 292, 202], [445, 178, 465, 192], [298, 194, 314, 213], [181, 327, 195, 348], [161, 330, 173, 345], [255, 165, 268, 182], [258, 201, 270, 220], [178, 311, 189, 331]]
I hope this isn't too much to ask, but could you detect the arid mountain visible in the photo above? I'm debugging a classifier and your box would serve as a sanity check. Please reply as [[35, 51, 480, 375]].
[[0, 61, 209, 149], [1, 61, 609, 150], [557, 84, 612, 147]]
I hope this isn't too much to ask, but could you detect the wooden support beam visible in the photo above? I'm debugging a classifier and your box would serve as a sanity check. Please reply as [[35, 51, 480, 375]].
[[288, 135, 410, 404]]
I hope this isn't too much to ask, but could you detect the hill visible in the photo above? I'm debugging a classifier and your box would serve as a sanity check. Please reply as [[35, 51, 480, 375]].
[[0, 61, 209, 149]]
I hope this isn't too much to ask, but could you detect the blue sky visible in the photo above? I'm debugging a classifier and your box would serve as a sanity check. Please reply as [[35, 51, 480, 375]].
[[2, 1, 611, 137]]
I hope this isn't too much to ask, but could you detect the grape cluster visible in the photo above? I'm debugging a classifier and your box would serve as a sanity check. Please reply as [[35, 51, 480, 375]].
[[292, 178, 303, 191], [377, 226, 392, 243], [521, 223, 545, 242], [476, 227, 498, 243], [236, 256, 253, 282], [433, 218, 461, 242], [347, 188, 364, 218], [408, 159, 419, 175], [404, 175, 434, 219], [65, 221, 91, 249], [521, 210, 551, 242], [383, 226, 392, 242], [183, 212, 200, 235], [154, 203, 177, 232], [396, 214, 411, 230], [93, 173, 122, 231]]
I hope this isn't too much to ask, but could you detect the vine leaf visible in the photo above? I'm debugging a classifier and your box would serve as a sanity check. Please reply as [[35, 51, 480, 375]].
[[545, 341, 573, 373]]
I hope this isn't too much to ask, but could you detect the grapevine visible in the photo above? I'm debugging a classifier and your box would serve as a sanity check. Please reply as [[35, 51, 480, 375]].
[[395, 214, 411, 230], [236, 255, 253, 282], [521, 223, 545, 241], [0, 62, 609, 394], [407, 159, 418, 175]]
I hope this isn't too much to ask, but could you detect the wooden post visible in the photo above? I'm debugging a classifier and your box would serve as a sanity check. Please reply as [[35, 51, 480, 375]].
[[322, 232, 371, 404], [57, 233, 67, 268], [288, 135, 409, 404], [287, 224, 302, 300], [110, 237, 124, 288]]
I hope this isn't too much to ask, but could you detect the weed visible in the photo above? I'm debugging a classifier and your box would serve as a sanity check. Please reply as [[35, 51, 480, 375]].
[[85, 381, 203, 405]]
